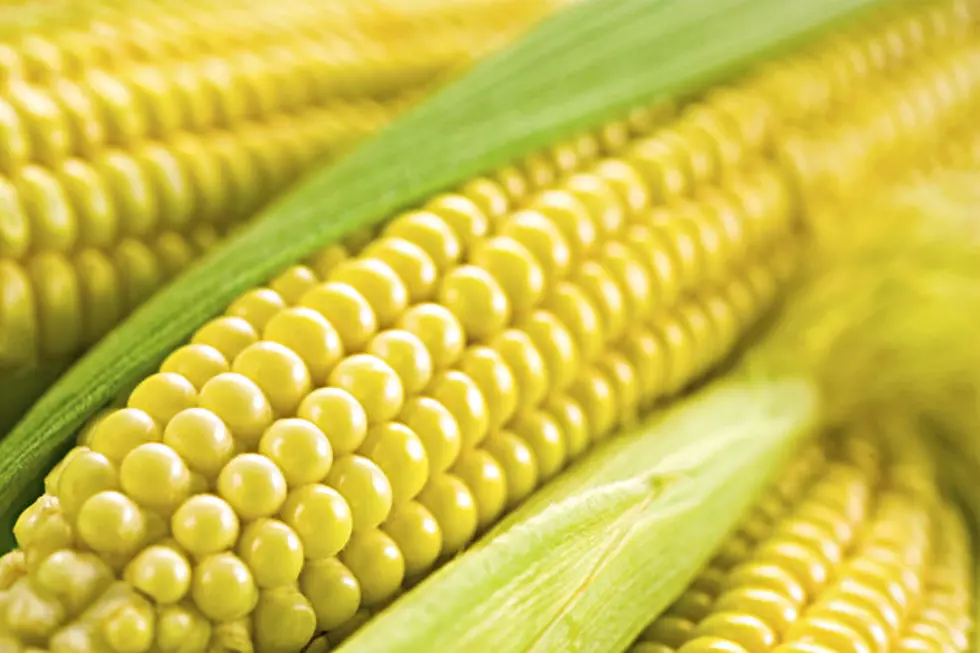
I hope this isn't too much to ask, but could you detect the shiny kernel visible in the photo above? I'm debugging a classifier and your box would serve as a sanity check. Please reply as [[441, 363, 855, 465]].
[[494, 165, 529, 202], [457, 346, 519, 432], [329, 258, 409, 328], [573, 261, 627, 345], [237, 518, 304, 588], [655, 316, 696, 395], [753, 540, 830, 599], [258, 418, 333, 487], [461, 178, 510, 224], [191, 552, 258, 622], [329, 354, 405, 425], [299, 282, 378, 352], [807, 599, 890, 652], [77, 491, 145, 556], [471, 236, 547, 319], [418, 473, 478, 555], [399, 396, 462, 474], [124, 373, 198, 429], [649, 214, 703, 294], [34, 549, 112, 616], [120, 443, 192, 512], [438, 265, 512, 343], [226, 288, 286, 333], [264, 307, 344, 385], [695, 613, 777, 653], [594, 159, 649, 217], [17, 164, 76, 252], [565, 172, 625, 240], [530, 190, 599, 265], [511, 411, 567, 481], [713, 588, 800, 636], [360, 422, 429, 505], [785, 618, 873, 653], [620, 328, 667, 407], [217, 453, 288, 521], [24, 252, 81, 359], [426, 194, 489, 256], [426, 369, 491, 449], [545, 395, 591, 459], [113, 238, 163, 310], [124, 545, 191, 605], [199, 373, 275, 448], [89, 408, 161, 465], [597, 352, 641, 426], [270, 265, 318, 305], [367, 330, 434, 396], [339, 529, 405, 607], [382, 501, 442, 578], [384, 211, 461, 272], [364, 237, 439, 303], [160, 344, 229, 392], [521, 310, 580, 394], [298, 387, 369, 456], [54, 449, 119, 520], [233, 341, 312, 417], [397, 303, 466, 369], [253, 587, 317, 653], [521, 152, 557, 188], [500, 211, 572, 289], [543, 282, 604, 363], [568, 368, 617, 440], [300, 558, 361, 631], [192, 317, 259, 363], [642, 616, 696, 648], [451, 448, 508, 529], [492, 329, 549, 416], [483, 431, 539, 506], [280, 484, 352, 560], [327, 455, 393, 532]]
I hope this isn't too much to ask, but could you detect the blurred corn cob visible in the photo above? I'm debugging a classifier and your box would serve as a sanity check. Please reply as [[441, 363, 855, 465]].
[[2, 1, 978, 651], [631, 427, 975, 653], [0, 0, 573, 371]]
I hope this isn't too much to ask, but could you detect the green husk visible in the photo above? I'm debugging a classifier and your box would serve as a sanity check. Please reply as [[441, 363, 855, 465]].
[[338, 376, 817, 653], [0, 0, 888, 550]]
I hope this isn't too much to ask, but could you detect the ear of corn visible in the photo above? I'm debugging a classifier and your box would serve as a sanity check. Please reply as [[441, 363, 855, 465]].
[[3, 0, 980, 651], [0, 0, 893, 507], [0, 0, 574, 433], [629, 427, 975, 653]]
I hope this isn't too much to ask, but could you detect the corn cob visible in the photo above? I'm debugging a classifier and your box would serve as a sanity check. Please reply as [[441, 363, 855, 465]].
[[2, 0, 980, 651], [0, 0, 570, 370], [630, 428, 975, 653]]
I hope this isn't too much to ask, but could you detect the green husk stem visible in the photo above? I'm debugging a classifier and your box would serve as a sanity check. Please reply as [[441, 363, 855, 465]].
[[337, 376, 818, 653], [0, 0, 887, 550]]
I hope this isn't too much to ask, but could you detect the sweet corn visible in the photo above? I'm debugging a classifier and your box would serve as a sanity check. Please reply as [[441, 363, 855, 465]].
[[0, 0, 571, 369], [630, 430, 975, 653], [3, 0, 980, 651]]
